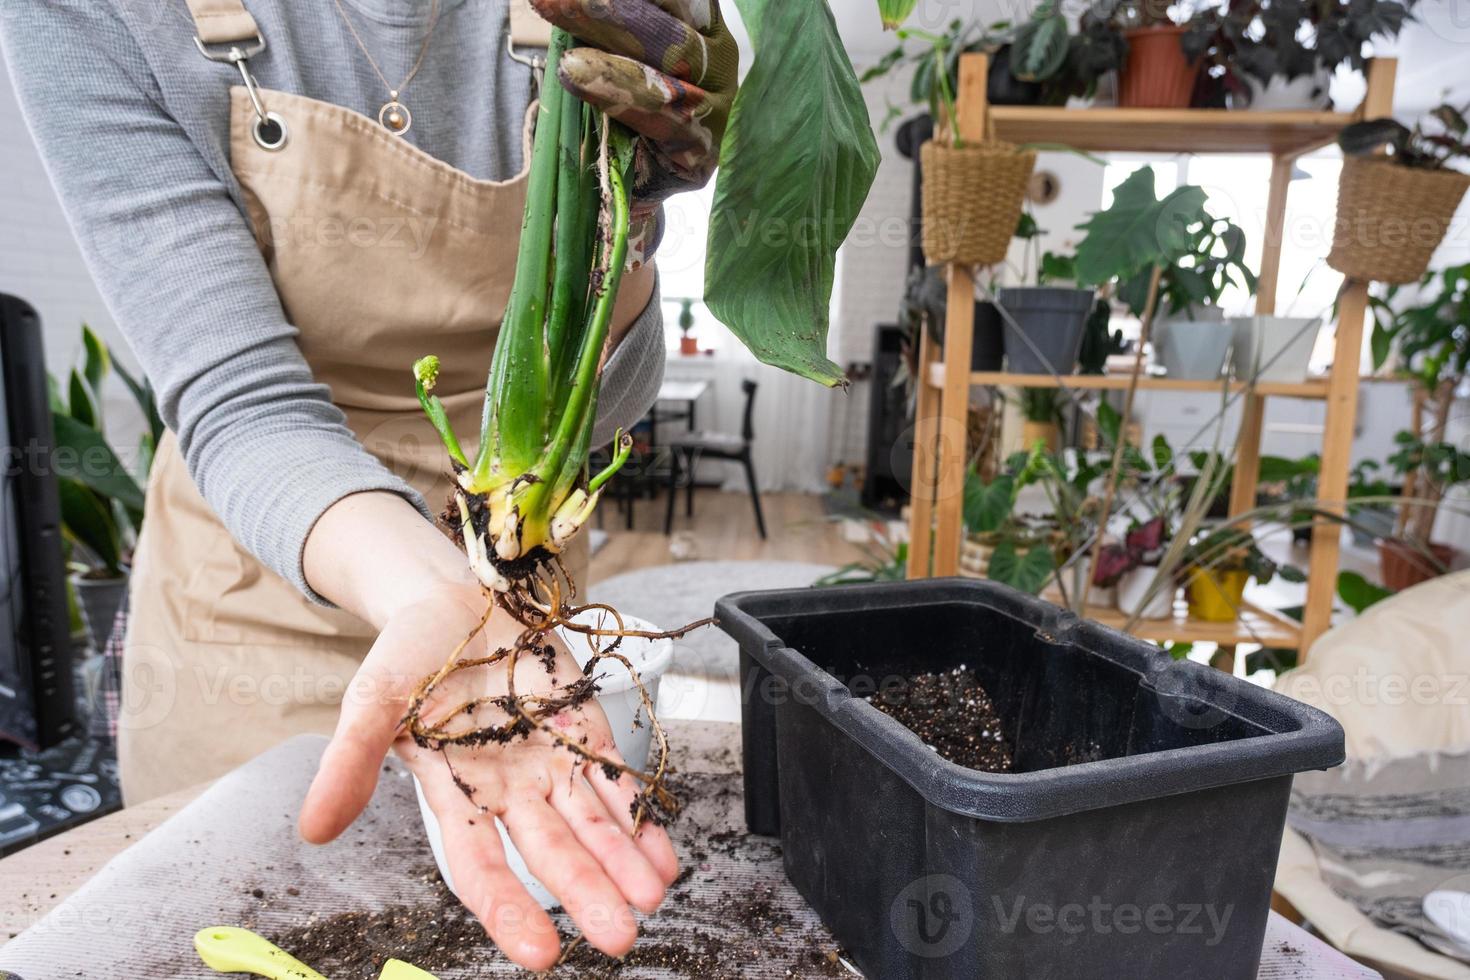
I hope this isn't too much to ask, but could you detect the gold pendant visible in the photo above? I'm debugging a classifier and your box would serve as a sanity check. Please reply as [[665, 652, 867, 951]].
[[379, 94, 412, 135]]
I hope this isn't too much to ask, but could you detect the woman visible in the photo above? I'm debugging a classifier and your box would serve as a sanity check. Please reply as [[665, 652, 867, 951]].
[[3, 0, 737, 968]]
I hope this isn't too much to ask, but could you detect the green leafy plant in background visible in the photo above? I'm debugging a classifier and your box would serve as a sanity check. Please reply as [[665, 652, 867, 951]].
[[1115, 208, 1256, 320], [50, 325, 160, 579], [1336, 570, 1396, 614], [877, 0, 920, 31], [1340, 101, 1470, 172]]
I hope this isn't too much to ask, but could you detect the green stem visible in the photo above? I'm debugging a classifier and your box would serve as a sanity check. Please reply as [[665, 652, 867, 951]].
[[474, 30, 571, 486]]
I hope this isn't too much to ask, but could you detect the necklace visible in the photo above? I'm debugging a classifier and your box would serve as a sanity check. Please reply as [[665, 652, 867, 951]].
[[330, 0, 441, 136]]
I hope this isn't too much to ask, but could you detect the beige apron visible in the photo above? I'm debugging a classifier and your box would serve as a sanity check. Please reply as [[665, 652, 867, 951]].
[[119, 0, 583, 803]]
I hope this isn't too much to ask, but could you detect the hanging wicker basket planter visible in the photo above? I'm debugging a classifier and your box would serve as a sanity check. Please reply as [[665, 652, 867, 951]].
[[920, 138, 1036, 267], [1328, 158, 1470, 284]]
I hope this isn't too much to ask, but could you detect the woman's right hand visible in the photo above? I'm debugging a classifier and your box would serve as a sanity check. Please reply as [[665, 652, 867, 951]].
[[299, 492, 678, 970]]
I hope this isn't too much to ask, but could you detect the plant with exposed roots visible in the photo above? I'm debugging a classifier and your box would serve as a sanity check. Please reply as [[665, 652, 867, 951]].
[[407, 4, 878, 834]]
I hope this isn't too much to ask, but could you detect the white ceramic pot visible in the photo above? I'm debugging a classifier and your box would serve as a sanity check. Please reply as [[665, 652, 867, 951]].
[[1239, 70, 1332, 111], [1153, 307, 1231, 380], [415, 609, 675, 908], [1230, 315, 1322, 383], [1117, 567, 1175, 620]]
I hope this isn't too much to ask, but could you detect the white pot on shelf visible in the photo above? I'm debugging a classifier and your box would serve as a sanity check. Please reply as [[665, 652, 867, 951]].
[[1230, 315, 1323, 383], [1117, 567, 1175, 620], [1238, 70, 1333, 111], [1153, 306, 1232, 381], [415, 609, 674, 909]]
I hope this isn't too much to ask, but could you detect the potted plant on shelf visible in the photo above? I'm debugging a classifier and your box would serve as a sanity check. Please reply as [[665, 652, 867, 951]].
[[1330, 101, 1470, 285], [1184, 0, 1415, 110], [1020, 388, 1063, 452], [997, 250, 1098, 376], [1008, 0, 1129, 106], [1094, 515, 1178, 619], [1110, 0, 1203, 108], [1116, 201, 1257, 381], [959, 449, 1058, 593], [1180, 526, 1297, 622], [864, 17, 1046, 112], [50, 325, 162, 654], [1380, 430, 1470, 590], [1230, 310, 1324, 383]]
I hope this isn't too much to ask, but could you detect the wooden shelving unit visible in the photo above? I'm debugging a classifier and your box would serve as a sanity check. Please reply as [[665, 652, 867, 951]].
[[906, 54, 1401, 661]]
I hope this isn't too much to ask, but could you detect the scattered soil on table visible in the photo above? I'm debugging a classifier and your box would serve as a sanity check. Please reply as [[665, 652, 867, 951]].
[[865, 666, 1015, 773]]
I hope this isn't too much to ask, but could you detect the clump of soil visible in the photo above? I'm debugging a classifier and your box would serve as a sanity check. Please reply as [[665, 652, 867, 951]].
[[866, 666, 1015, 772]]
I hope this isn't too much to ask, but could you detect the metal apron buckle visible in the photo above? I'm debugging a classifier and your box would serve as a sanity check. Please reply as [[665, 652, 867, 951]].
[[193, 32, 288, 151]]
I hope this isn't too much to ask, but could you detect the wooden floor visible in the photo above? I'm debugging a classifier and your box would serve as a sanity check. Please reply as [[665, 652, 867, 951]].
[[589, 489, 869, 583]]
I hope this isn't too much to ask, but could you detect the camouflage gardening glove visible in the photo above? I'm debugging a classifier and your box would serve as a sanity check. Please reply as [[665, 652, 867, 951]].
[[531, 0, 740, 265]]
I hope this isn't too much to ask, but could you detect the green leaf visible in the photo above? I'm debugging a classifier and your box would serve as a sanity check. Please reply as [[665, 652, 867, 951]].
[[963, 473, 1016, 534], [81, 323, 111, 394], [1012, 5, 1069, 81], [1337, 570, 1394, 614], [113, 358, 165, 449], [57, 478, 121, 574], [988, 539, 1055, 595], [1073, 167, 1209, 287], [68, 369, 99, 431], [1096, 399, 1122, 447], [51, 413, 145, 512], [707, 0, 880, 387], [1151, 434, 1173, 472], [876, 0, 919, 30]]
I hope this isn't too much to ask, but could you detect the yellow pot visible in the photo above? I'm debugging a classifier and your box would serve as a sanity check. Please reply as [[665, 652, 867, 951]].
[[1022, 420, 1060, 453], [1186, 569, 1250, 622]]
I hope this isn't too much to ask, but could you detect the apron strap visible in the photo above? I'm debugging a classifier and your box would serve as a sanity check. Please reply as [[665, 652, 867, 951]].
[[508, 0, 553, 48], [184, 0, 262, 46]]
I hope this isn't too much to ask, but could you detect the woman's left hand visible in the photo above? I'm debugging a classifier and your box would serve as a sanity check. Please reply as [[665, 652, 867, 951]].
[[530, 0, 740, 210]]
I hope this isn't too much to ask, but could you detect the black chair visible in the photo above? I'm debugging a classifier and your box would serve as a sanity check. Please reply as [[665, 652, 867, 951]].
[[664, 379, 766, 539]]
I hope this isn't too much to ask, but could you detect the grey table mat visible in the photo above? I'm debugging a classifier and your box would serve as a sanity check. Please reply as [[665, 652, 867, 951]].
[[0, 723, 1376, 979], [588, 561, 833, 679]]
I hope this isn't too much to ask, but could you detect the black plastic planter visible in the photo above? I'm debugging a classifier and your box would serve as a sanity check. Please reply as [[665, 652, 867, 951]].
[[718, 579, 1343, 980], [998, 287, 1095, 375]]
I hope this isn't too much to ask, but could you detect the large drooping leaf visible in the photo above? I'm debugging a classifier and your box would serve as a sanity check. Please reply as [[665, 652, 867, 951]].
[[1073, 166, 1208, 287], [57, 477, 122, 574], [706, 0, 880, 387], [51, 413, 145, 512]]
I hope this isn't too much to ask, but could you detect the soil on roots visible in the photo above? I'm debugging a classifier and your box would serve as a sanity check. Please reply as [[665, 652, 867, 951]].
[[864, 666, 1015, 773]]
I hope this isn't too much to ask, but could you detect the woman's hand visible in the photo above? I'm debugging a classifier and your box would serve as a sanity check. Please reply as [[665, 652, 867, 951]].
[[530, 0, 740, 210], [300, 493, 679, 971]]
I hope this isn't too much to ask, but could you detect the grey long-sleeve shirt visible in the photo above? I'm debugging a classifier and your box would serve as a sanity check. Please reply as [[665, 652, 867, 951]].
[[1, 0, 664, 602]]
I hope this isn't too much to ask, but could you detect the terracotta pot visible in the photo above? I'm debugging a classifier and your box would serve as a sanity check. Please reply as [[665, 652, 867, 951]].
[[1119, 26, 1200, 109], [679, 336, 699, 355], [1022, 420, 1061, 453], [1378, 539, 1457, 592], [1186, 568, 1249, 622]]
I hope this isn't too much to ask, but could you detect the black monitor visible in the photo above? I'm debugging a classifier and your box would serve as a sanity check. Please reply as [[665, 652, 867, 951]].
[[0, 295, 76, 750]]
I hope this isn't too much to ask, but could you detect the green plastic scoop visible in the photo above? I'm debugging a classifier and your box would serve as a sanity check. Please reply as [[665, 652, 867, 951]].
[[195, 925, 439, 980]]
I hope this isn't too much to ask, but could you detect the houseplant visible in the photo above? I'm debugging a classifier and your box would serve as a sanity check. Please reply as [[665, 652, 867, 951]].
[[863, 18, 1044, 115], [1117, 206, 1257, 380], [959, 449, 1059, 592], [1008, 0, 1129, 105], [997, 250, 1098, 376], [1095, 516, 1177, 618], [1112, 0, 1202, 108], [677, 298, 699, 355], [1183, 0, 1416, 110], [1181, 526, 1298, 621], [1330, 101, 1470, 284], [877, 23, 1036, 266], [1380, 430, 1469, 589], [1020, 388, 1063, 452], [1368, 262, 1470, 583], [50, 325, 161, 653]]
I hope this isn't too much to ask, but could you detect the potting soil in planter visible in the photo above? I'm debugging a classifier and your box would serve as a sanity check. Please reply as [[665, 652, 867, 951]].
[[719, 579, 1345, 980], [864, 667, 1014, 773]]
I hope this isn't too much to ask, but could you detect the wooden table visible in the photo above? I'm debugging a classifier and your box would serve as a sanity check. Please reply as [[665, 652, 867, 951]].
[[1, 723, 1379, 978]]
